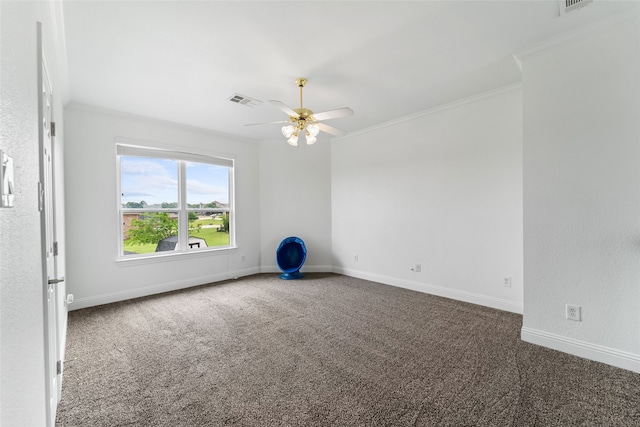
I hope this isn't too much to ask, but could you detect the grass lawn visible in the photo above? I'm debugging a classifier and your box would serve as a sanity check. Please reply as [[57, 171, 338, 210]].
[[193, 218, 218, 226], [123, 241, 158, 254], [124, 218, 229, 254], [191, 226, 230, 247]]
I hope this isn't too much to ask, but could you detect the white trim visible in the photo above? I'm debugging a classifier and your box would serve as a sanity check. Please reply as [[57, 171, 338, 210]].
[[511, 53, 523, 73], [115, 245, 237, 266], [115, 136, 236, 166], [65, 101, 258, 144], [335, 83, 522, 140], [521, 327, 640, 374], [68, 266, 260, 311], [115, 141, 235, 260], [514, 6, 640, 61], [117, 143, 234, 167], [333, 267, 523, 314], [261, 264, 334, 274], [38, 22, 56, 427]]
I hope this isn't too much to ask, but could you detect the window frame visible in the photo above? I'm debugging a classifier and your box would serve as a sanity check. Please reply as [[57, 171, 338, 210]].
[[116, 141, 235, 261]]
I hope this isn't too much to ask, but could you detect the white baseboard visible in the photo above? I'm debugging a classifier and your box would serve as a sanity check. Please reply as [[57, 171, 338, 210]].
[[70, 265, 639, 375], [72, 265, 521, 314], [521, 327, 640, 374], [69, 266, 261, 310], [333, 267, 523, 314], [260, 265, 334, 274]]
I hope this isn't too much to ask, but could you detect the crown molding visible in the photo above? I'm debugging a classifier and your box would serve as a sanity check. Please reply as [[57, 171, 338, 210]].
[[514, 6, 640, 61], [336, 83, 522, 141], [66, 102, 259, 144]]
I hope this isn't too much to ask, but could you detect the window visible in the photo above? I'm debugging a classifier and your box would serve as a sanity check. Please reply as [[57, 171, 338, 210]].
[[117, 144, 234, 258]]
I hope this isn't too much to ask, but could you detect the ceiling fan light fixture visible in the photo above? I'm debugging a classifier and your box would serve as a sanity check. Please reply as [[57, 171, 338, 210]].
[[287, 133, 299, 146], [282, 125, 295, 138], [255, 78, 352, 146], [307, 123, 320, 137], [305, 132, 317, 145]]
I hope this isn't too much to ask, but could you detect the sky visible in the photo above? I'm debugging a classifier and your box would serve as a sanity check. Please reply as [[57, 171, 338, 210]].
[[120, 156, 229, 206]]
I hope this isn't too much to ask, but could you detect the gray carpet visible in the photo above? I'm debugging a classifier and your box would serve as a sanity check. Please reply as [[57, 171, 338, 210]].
[[55, 273, 640, 426]]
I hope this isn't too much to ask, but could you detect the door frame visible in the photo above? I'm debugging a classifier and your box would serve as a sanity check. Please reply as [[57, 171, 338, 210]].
[[38, 21, 64, 427]]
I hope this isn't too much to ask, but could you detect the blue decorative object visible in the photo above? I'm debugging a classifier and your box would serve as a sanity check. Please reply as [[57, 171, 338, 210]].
[[276, 236, 307, 280]]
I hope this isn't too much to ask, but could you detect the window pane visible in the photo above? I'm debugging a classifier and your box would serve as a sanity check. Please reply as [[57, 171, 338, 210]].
[[122, 211, 179, 256], [120, 156, 178, 208], [118, 146, 233, 258], [186, 162, 230, 248], [187, 210, 230, 249], [186, 162, 228, 208]]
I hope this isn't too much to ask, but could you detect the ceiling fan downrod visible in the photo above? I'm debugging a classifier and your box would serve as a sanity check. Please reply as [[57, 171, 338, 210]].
[[293, 78, 312, 120], [295, 77, 308, 110]]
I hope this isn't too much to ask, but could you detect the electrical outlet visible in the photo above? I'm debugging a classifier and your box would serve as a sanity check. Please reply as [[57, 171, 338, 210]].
[[566, 304, 582, 321], [411, 264, 421, 272], [241, 254, 245, 262], [503, 277, 512, 287], [354, 254, 358, 262]]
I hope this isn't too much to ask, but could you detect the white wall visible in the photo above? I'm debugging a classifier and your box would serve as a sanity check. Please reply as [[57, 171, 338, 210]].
[[520, 12, 640, 373], [259, 139, 333, 273], [0, 2, 66, 425], [331, 86, 524, 313], [64, 104, 260, 309]]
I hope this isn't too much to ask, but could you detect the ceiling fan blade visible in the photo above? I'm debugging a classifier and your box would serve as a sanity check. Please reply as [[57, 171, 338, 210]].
[[312, 107, 354, 121], [244, 120, 290, 127], [317, 122, 347, 137], [268, 100, 299, 117]]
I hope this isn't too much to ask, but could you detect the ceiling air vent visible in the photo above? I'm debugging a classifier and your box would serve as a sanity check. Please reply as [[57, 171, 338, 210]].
[[560, 0, 594, 15], [228, 93, 262, 108]]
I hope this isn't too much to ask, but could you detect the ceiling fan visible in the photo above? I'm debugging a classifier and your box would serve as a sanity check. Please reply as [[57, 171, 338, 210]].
[[246, 78, 354, 146]]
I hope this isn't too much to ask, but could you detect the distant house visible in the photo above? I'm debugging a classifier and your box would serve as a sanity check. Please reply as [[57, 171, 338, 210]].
[[122, 213, 140, 239]]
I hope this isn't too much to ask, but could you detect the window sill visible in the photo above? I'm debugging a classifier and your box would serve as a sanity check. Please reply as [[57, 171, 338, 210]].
[[115, 246, 238, 267]]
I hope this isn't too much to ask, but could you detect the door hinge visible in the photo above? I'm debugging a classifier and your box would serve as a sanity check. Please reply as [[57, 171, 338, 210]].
[[56, 360, 63, 375], [37, 182, 44, 212], [53, 241, 59, 256], [51, 122, 56, 137]]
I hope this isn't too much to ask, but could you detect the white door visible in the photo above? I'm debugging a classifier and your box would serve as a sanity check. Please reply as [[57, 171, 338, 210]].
[[38, 23, 65, 427]]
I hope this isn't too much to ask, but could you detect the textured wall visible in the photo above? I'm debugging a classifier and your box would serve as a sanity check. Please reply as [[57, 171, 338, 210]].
[[259, 139, 333, 273], [521, 14, 640, 366], [64, 104, 260, 309], [0, 2, 65, 425], [331, 86, 523, 313]]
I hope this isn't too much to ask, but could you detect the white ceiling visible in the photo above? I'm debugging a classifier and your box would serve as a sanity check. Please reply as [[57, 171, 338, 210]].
[[61, 0, 638, 142]]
